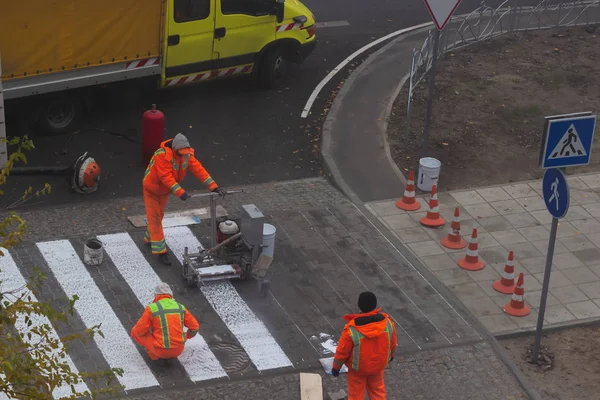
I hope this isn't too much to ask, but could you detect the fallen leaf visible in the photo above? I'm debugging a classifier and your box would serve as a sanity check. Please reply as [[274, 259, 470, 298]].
[[122, 208, 126, 211]]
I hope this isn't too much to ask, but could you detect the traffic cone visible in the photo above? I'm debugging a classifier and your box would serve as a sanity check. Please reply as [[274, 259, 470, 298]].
[[458, 229, 484, 271], [420, 185, 446, 228], [441, 208, 467, 249], [503, 273, 531, 317], [396, 170, 421, 211], [493, 251, 516, 294]]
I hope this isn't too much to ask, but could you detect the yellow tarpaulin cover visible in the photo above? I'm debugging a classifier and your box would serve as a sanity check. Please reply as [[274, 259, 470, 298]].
[[0, 0, 163, 80]]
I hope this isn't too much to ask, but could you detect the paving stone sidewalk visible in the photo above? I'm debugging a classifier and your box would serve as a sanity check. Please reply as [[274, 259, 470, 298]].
[[366, 172, 600, 335]]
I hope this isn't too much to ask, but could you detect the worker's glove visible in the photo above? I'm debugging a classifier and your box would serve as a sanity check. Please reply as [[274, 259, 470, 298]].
[[212, 187, 226, 198], [180, 192, 191, 201], [331, 368, 340, 377]]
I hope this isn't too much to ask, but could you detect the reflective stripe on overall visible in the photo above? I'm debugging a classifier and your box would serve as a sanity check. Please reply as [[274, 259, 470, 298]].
[[148, 298, 186, 348], [348, 319, 394, 371]]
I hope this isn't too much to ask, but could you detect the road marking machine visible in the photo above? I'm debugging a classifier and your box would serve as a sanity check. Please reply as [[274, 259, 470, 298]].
[[181, 190, 274, 297]]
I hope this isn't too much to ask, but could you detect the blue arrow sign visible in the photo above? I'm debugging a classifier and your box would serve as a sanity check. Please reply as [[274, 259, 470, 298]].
[[541, 115, 596, 169], [542, 168, 569, 219]]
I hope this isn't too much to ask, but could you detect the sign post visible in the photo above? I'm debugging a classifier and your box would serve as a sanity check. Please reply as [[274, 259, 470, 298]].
[[533, 112, 596, 362], [420, 0, 462, 159]]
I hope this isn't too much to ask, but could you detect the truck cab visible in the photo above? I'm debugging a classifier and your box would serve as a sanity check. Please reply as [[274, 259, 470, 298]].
[[165, 0, 317, 89]]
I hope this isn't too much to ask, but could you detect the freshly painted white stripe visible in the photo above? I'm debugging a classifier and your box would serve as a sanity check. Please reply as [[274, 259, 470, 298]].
[[0, 249, 90, 399], [36, 240, 159, 391], [300, 21, 432, 117], [97, 233, 227, 382], [316, 20, 351, 28], [164, 226, 293, 371]]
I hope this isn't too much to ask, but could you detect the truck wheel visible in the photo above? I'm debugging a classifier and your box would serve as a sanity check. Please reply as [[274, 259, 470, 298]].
[[259, 47, 287, 89], [37, 95, 81, 135]]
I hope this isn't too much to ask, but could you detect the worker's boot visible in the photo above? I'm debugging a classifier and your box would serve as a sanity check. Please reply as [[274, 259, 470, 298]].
[[158, 253, 171, 266]]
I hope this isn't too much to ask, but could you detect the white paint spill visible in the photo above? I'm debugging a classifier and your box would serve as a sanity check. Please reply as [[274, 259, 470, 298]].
[[36, 240, 159, 391], [0, 248, 90, 399], [164, 226, 293, 371], [319, 333, 332, 339], [97, 233, 227, 382], [320, 338, 338, 354]]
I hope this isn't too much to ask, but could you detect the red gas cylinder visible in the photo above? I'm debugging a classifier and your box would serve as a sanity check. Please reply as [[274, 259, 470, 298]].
[[142, 104, 165, 166]]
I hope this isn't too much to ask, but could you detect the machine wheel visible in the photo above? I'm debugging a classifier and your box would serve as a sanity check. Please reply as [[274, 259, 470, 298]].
[[36, 94, 81, 135], [258, 47, 288, 89]]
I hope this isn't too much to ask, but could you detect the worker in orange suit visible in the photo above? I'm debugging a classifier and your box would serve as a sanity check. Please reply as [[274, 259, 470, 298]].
[[331, 292, 397, 400], [131, 282, 200, 361], [143, 133, 225, 265]]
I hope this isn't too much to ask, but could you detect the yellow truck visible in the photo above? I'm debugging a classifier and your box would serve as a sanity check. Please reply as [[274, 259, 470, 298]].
[[0, 0, 317, 134]]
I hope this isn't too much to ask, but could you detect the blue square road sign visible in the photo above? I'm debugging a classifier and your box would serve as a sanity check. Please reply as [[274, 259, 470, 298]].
[[540, 115, 596, 169]]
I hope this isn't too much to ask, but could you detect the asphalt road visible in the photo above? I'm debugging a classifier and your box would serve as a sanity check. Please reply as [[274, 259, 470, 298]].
[[2, 0, 510, 209]]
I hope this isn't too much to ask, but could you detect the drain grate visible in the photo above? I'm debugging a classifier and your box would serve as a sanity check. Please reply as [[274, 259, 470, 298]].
[[209, 342, 251, 374]]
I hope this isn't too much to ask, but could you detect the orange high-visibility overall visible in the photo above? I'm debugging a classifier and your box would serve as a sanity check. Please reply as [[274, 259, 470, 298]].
[[131, 294, 200, 360], [333, 308, 397, 400], [142, 139, 218, 254]]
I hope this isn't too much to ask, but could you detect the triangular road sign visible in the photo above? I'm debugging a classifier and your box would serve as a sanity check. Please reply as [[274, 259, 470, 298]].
[[548, 124, 588, 160], [423, 0, 463, 30]]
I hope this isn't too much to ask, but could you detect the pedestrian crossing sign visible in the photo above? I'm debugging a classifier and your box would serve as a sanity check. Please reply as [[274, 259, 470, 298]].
[[540, 113, 596, 169]]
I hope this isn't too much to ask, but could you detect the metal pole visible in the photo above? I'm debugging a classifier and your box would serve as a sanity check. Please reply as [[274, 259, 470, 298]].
[[420, 28, 441, 161], [532, 216, 559, 361], [210, 194, 217, 248]]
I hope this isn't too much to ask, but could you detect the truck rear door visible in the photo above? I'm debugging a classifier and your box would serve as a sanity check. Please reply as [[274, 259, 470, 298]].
[[164, 0, 217, 85], [213, 0, 276, 74]]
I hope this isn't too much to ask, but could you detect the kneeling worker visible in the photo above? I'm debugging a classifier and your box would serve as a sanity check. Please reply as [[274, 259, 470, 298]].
[[331, 291, 397, 400], [131, 282, 200, 360], [143, 133, 225, 265]]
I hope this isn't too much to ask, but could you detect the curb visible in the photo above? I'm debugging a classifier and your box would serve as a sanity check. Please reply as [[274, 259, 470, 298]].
[[495, 315, 600, 341], [320, 23, 544, 400]]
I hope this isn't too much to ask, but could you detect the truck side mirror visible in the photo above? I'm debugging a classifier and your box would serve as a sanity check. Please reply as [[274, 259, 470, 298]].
[[275, 0, 285, 23]]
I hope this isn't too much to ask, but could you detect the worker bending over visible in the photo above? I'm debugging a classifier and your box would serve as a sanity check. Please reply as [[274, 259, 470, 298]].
[[143, 133, 225, 265], [331, 292, 397, 400], [131, 282, 199, 361]]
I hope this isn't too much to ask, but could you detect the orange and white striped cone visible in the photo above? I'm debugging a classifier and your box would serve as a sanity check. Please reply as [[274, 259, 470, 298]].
[[441, 208, 467, 249], [396, 170, 422, 211], [493, 251, 516, 294], [458, 228, 484, 271], [503, 273, 531, 317], [419, 185, 446, 228]]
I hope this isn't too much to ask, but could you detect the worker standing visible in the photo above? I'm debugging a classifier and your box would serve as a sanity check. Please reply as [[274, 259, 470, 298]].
[[131, 282, 200, 361], [331, 292, 397, 400], [143, 133, 225, 265]]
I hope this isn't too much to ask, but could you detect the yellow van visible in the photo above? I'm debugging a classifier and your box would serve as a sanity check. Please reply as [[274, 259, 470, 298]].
[[0, 0, 317, 133]]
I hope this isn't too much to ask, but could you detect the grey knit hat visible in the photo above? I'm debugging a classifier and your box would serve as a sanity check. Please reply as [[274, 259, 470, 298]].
[[172, 133, 191, 152], [154, 282, 173, 297]]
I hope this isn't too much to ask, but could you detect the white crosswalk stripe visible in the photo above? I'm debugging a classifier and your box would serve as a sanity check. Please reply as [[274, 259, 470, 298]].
[[0, 226, 300, 400], [164, 226, 294, 371], [0, 226, 300, 396], [0, 248, 89, 399], [36, 240, 160, 391], [97, 232, 228, 382]]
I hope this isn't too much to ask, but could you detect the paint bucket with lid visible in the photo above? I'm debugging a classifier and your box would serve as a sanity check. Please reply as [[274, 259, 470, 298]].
[[262, 224, 276, 258], [417, 157, 441, 192], [83, 238, 103, 266]]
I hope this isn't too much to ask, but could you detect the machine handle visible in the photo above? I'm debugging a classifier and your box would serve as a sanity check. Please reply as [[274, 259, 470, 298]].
[[190, 189, 244, 198]]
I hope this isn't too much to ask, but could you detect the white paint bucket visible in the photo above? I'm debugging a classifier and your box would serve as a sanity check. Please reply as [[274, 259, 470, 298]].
[[83, 239, 103, 266], [262, 224, 276, 258], [417, 157, 441, 192]]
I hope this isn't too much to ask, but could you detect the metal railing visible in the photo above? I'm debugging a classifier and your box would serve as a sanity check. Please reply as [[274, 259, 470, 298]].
[[405, 0, 600, 137]]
